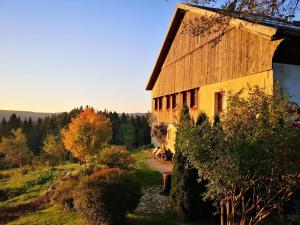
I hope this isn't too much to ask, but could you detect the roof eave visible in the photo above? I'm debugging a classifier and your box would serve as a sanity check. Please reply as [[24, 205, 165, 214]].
[[146, 6, 185, 90]]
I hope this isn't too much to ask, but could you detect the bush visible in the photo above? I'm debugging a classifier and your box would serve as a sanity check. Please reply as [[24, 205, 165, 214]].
[[42, 134, 69, 165], [0, 128, 32, 168], [97, 145, 135, 169], [178, 87, 300, 224], [170, 150, 212, 221], [73, 168, 141, 225], [51, 175, 79, 210]]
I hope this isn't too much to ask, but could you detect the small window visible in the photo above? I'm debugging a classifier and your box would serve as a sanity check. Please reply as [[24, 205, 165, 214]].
[[172, 94, 177, 110], [166, 95, 171, 110], [215, 91, 225, 114], [158, 97, 163, 111], [190, 89, 198, 108], [182, 92, 187, 106], [154, 98, 158, 111]]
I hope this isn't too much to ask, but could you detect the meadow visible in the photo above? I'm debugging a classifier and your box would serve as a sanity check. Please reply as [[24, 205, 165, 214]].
[[0, 150, 187, 225]]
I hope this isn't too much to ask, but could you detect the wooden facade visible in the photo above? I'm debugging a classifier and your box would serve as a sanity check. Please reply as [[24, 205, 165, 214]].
[[146, 4, 300, 126]]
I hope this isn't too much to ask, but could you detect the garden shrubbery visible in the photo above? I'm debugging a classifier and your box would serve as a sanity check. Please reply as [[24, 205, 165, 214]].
[[51, 175, 79, 210], [73, 168, 141, 225], [170, 150, 212, 221], [171, 86, 300, 225], [98, 145, 135, 169]]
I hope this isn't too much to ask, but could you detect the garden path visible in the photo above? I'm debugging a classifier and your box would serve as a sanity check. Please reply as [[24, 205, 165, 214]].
[[145, 158, 173, 174]]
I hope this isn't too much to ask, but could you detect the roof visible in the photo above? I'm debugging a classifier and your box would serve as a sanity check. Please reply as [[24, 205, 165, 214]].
[[145, 3, 300, 91]]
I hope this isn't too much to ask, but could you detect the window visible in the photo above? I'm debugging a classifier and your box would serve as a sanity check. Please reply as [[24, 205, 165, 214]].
[[182, 91, 187, 106], [158, 97, 163, 111], [190, 89, 198, 108], [154, 99, 158, 111], [215, 91, 225, 114], [172, 94, 177, 110], [166, 95, 171, 110]]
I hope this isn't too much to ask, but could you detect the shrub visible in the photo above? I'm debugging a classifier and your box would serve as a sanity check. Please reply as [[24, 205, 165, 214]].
[[70, 163, 108, 177], [0, 128, 32, 168], [170, 150, 212, 221], [42, 134, 68, 165], [73, 168, 141, 225], [51, 175, 79, 210], [97, 145, 135, 169], [178, 87, 300, 225]]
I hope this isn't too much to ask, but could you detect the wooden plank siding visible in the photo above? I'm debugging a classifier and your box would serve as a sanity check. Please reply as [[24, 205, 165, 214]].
[[151, 11, 282, 123]]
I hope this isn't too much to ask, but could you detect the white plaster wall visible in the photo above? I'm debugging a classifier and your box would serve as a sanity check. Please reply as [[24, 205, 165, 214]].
[[273, 63, 300, 104]]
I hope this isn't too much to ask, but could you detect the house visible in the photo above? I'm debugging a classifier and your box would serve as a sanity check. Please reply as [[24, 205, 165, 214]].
[[146, 3, 300, 152]]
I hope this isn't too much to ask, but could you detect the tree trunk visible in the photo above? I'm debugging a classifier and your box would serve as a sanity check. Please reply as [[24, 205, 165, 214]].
[[221, 200, 225, 225]]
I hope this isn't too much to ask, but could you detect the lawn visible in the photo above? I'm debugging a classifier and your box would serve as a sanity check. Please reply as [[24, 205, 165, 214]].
[[0, 149, 216, 225]]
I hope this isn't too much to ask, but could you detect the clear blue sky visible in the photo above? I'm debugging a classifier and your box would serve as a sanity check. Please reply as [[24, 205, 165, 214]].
[[0, 0, 299, 113], [0, 0, 180, 113]]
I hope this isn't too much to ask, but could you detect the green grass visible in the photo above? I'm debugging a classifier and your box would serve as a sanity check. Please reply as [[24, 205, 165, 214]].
[[131, 149, 162, 186], [6, 206, 84, 225], [0, 167, 54, 209], [0, 164, 80, 210], [127, 211, 180, 225], [1, 150, 199, 225]]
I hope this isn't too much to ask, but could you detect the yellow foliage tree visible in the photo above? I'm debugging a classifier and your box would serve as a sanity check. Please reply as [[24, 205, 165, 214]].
[[61, 108, 112, 162]]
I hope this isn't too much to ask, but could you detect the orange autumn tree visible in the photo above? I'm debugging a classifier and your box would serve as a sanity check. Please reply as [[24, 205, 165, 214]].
[[61, 108, 112, 162]]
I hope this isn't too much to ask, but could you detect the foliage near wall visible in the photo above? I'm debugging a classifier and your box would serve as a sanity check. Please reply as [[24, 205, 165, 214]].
[[175, 86, 300, 225], [170, 150, 212, 221]]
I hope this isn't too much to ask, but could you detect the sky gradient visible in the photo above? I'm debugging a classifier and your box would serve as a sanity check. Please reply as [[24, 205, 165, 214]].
[[0, 0, 299, 113]]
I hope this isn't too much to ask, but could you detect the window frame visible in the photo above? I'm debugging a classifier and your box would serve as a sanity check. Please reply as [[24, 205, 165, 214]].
[[171, 94, 177, 110], [190, 88, 198, 109], [158, 97, 163, 111], [154, 98, 158, 111], [215, 91, 225, 114], [182, 91, 187, 106], [166, 95, 171, 110]]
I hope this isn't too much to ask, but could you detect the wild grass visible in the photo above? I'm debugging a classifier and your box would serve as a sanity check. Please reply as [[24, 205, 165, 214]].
[[6, 206, 84, 225]]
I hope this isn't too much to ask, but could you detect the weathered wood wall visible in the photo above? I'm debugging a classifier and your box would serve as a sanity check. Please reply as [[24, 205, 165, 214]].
[[151, 11, 282, 123]]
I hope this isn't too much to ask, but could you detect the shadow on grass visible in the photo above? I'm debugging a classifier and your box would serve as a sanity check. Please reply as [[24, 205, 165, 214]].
[[127, 211, 179, 225], [135, 166, 162, 186]]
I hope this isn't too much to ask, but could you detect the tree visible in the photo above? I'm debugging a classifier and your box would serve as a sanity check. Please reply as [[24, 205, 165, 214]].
[[61, 108, 112, 162], [117, 124, 136, 149], [183, 0, 299, 43], [170, 150, 210, 221], [180, 86, 300, 225], [0, 118, 8, 137], [42, 133, 68, 164], [0, 128, 32, 168]]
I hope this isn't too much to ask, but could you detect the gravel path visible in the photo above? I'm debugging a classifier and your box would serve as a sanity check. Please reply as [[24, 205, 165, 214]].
[[135, 185, 169, 214]]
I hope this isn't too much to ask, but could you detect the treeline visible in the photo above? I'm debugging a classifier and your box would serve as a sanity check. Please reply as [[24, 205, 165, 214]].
[[0, 106, 151, 155]]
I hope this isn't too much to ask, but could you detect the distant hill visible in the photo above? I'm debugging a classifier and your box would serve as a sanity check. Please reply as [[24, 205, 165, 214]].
[[0, 110, 57, 121], [0, 110, 148, 122]]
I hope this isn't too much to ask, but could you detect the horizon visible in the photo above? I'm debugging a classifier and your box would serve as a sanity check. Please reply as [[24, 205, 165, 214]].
[[0, 108, 148, 114], [1, 0, 299, 113]]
